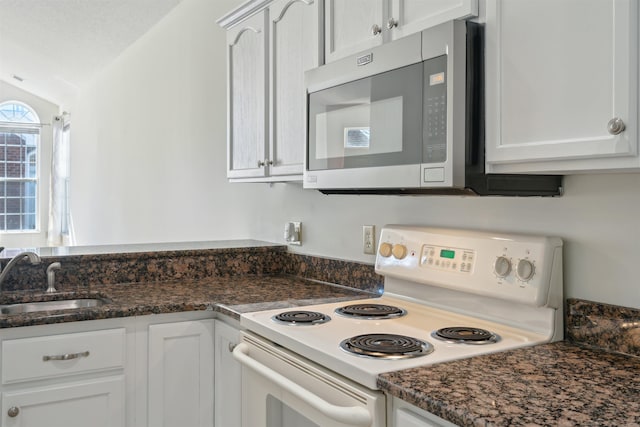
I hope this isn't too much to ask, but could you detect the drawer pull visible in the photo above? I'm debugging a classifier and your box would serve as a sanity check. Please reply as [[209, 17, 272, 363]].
[[7, 407, 19, 417], [42, 350, 90, 362]]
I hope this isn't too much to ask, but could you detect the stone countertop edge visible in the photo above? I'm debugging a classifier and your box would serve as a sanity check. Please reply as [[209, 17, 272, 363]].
[[377, 341, 640, 427], [0, 275, 375, 328], [0, 240, 287, 262]]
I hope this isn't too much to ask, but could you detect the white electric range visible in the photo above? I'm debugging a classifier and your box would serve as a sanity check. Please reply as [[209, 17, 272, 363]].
[[234, 226, 563, 427]]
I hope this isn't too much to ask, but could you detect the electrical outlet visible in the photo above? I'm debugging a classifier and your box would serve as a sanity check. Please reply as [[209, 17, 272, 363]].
[[363, 225, 375, 254]]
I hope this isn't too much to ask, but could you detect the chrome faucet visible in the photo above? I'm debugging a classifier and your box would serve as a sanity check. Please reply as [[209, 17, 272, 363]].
[[46, 262, 62, 293], [0, 252, 42, 292]]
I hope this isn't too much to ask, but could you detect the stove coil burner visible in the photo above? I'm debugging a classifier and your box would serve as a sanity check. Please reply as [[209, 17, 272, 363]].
[[335, 303, 407, 319], [431, 327, 500, 345], [272, 310, 331, 326], [340, 334, 434, 359]]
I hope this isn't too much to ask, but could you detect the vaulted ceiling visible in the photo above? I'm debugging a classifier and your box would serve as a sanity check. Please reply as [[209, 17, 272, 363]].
[[0, 0, 184, 107]]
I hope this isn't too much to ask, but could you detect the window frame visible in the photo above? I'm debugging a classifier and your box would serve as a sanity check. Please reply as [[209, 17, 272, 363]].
[[0, 101, 42, 234]]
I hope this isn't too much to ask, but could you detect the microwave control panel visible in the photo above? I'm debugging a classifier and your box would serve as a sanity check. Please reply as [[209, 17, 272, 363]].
[[423, 54, 447, 164]]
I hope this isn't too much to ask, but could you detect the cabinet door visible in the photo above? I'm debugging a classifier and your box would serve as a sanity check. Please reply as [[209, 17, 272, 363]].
[[388, 0, 477, 41], [269, 0, 323, 176], [485, 0, 639, 173], [148, 320, 214, 427], [325, 0, 385, 62], [214, 320, 241, 427], [2, 376, 125, 427], [227, 11, 269, 179]]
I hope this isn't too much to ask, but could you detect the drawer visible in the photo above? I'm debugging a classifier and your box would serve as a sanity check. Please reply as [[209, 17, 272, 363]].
[[2, 328, 125, 384]]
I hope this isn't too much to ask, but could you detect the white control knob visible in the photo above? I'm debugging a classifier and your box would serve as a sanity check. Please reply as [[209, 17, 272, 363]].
[[379, 242, 392, 257], [391, 244, 407, 260], [494, 256, 512, 278], [516, 259, 535, 282]]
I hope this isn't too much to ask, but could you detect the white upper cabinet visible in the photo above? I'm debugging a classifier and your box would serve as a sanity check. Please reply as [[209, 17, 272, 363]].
[[485, 0, 640, 173], [220, 0, 322, 181], [325, 0, 477, 62], [388, 0, 478, 41], [325, 0, 385, 62], [226, 11, 269, 179], [269, 0, 323, 177]]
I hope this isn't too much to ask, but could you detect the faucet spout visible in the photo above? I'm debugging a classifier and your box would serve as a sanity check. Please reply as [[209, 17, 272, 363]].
[[0, 252, 42, 292]]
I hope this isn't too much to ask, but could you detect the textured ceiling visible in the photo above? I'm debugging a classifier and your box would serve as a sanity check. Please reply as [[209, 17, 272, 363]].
[[0, 0, 184, 107]]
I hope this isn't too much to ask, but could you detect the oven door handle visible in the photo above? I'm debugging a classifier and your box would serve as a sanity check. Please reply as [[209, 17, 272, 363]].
[[233, 343, 372, 426]]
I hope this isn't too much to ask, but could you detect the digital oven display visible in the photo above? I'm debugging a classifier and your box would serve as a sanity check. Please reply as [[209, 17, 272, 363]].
[[440, 249, 455, 259]]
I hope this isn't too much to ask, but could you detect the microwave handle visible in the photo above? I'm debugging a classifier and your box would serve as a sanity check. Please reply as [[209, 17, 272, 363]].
[[233, 343, 372, 426]]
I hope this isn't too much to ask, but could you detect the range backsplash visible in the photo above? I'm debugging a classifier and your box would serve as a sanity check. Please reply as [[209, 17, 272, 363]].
[[566, 298, 640, 357], [0, 244, 383, 295]]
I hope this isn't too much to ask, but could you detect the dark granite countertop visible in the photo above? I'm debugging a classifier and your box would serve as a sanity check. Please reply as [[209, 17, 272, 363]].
[[378, 341, 640, 427], [0, 275, 372, 328]]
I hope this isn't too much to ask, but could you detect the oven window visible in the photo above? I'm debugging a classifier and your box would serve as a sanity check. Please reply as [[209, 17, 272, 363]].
[[307, 62, 423, 171], [266, 395, 319, 427]]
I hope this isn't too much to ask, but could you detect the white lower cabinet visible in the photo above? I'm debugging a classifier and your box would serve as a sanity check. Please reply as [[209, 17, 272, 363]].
[[0, 311, 220, 427], [214, 318, 242, 427], [390, 398, 458, 427], [2, 376, 125, 427], [147, 319, 214, 427], [0, 320, 130, 427]]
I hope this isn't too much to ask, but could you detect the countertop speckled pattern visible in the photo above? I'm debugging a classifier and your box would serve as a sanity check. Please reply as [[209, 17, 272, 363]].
[[0, 275, 373, 328], [378, 299, 640, 426], [378, 341, 640, 426]]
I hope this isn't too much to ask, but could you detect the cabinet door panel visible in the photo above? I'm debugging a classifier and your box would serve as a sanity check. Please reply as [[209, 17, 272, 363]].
[[2, 376, 125, 427], [214, 320, 241, 427], [325, 0, 385, 62], [148, 320, 214, 427], [270, 0, 322, 176], [227, 11, 269, 178], [389, 0, 477, 40], [485, 0, 639, 173]]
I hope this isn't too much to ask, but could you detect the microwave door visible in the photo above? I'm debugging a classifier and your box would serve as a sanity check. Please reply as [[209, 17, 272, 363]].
[[306, 62, 423, 189]]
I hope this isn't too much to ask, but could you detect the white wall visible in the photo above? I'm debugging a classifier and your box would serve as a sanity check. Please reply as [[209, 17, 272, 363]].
[[70, 0, 640, 309], [70, 0, 258, 244], [249, 174, 640, 309]]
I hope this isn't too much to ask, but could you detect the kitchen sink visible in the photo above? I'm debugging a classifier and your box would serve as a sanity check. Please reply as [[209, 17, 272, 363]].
[[0, 298, 110, 315]]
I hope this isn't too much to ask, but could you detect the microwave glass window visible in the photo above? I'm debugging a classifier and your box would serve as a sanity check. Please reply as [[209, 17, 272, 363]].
[[307, 62, 423, 171]]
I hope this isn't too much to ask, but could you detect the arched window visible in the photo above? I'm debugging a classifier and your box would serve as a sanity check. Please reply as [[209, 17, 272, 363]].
[[0, 101, 40, 232]]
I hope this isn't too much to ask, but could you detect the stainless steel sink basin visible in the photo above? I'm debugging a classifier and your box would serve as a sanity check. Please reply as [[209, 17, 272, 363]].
[[0, 298, 109, 315]]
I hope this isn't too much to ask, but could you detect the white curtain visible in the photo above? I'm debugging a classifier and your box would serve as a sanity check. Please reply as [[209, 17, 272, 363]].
[[47, 112, 73, 246]]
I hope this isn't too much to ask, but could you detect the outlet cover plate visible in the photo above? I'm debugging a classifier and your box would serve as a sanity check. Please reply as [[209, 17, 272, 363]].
[[363, 225, 375, 254]]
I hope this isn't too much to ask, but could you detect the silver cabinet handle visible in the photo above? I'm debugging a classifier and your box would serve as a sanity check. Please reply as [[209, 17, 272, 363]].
[[43, 350, 90, 362], [607, 117, 626, 135], [7, 407, 19, 418], [371, 24, 382, 36], [258, 160, 265, 167], [257, 159, 273, 167], [228, 342, 237, 353], [386, 18, 398, 29]]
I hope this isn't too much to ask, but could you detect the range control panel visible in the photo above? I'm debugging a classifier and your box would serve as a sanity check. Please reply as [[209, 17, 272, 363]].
[[420, 245, 475, 273], [375, 225, 563, 308]]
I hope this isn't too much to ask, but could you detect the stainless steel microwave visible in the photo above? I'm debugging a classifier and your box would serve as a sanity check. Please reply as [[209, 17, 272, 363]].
[[304, 21, 561, 196]]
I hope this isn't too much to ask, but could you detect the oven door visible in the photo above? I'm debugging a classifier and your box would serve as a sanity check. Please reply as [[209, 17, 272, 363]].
[[233, 332, 386, 427]]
